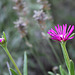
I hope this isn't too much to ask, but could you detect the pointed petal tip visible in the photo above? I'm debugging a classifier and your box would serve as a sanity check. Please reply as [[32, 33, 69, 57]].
[[71, 25, 74, 30], [68, 36, 74, 40], [65, 24, 67, 25], [48, 31, 50, 34], [72, 25, 74, 29]]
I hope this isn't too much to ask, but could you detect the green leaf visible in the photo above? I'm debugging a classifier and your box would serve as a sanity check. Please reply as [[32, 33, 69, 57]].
[[59, 65, 64, 75], [23, 51, 28, 75], [3, 31, 7, 41], [59, 65, 67, 75], [69, 33, 75, 38], [70, 60, 74, 75], [48, 71, 55, 75], [10, 68, 18, 75]]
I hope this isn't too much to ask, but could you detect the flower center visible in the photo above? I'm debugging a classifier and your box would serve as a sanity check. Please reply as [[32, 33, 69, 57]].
[[60, 35, 63, 38], [59, 34, 64, 41]]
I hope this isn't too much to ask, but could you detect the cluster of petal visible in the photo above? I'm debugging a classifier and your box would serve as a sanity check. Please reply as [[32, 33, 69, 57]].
[[48, 24, 74, 42], [0, 38, 5, 43]]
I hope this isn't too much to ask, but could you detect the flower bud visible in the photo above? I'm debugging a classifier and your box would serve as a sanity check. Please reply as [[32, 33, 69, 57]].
[[0, 38, 5, 43]]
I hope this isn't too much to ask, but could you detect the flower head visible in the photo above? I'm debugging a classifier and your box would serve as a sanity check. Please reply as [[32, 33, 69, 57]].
[[48, 24, 74, 42]]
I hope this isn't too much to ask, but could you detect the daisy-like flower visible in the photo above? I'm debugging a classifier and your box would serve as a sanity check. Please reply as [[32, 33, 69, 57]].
[[48, 24, 74, 42], [0, 38, 5, 43]]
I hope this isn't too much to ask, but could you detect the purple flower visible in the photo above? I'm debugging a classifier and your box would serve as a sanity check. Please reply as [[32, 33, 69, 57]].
[[0, 38, 5, 43], [48, 24, 74, 42]]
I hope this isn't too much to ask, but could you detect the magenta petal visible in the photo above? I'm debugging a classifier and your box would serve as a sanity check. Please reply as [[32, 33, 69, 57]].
[[68, 36, 74, 39], [48, 31, 54, 37], [48, 31, 51, 35], [66, 25, 74, 38], [51, 36, 61, 41], [63, 24, 65, 34], [51, 37, 57, 40], [60, 25, 62, 33], [65, 24, 67, 32], [67, 25, 71, 33], [57, 24, 60, 33], [49, 28, 57, 34], [63, 24, 67, 35], [51, 28, 57, 34], [55, 26, 59, 33]]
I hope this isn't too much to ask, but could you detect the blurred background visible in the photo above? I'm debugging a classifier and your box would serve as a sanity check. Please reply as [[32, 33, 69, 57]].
[[0, 0, 75, 75]]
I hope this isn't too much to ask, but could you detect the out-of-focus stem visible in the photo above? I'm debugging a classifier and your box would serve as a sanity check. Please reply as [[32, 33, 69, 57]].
[[31, 50, 47, 75], [6, 62, 12, 75], [41, 25, 62, 64], [24, 37, 47, 75], [47, 39, 62, 64], [39, 22, 62, 64]]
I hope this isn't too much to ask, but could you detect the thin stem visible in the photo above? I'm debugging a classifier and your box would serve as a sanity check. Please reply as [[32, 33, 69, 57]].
[[60, 42, 70, 71], [3, 47, 22, 75], [47, 39, 62, 64], [39, 24, 62, 64], [31, 50, 47, 75], [32, 37, 56, 66]]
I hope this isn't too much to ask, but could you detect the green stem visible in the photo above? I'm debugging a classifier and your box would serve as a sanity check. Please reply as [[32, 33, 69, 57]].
[[60, 42, 70, 71], [32, 51, 47, 75], [3, 47, 22, 75]]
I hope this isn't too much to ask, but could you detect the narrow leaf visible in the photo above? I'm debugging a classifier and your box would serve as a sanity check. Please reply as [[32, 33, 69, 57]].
[[70, 60, 74, 75], [10, 68, 18, 75], [3, 31, 7, 41], [24, 51, 28, 75], [59, 65, 64, 75], [59, 65, 67, 75], [48, 71, 55, 75]]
